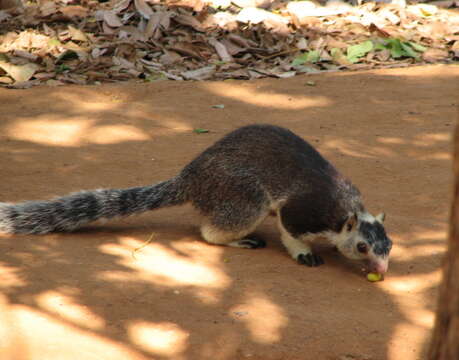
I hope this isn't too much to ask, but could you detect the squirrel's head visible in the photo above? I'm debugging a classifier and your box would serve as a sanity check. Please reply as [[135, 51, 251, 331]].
[[335, 212, 392, 274]]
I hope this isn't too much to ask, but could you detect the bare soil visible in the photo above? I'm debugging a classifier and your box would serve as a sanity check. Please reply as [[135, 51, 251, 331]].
[[0, 64, 458, 360]]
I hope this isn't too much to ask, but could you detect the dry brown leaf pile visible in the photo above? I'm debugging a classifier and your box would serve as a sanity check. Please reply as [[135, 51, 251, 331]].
[[0, 0, 458, 87]]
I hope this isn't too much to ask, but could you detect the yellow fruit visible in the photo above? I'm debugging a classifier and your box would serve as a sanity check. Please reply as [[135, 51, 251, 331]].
[[367, 272, 383, 282]]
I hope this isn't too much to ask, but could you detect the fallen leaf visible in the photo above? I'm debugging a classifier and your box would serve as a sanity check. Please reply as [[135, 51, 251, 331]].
[[134, 0, 153, 19], [452, 41, 459, 58], [236, 7, 271, 24], [347, 40, 373, 63], [40, 1, 57, 17], [12, 50, 38, 61], [209, 38, 233, 62], [0, 76, 13, 84], [182, 65, 216, 80], [60, 5, 89, 18], [46, 79, 65, 86], [0, 61, 38, 82], [7, 80, 37, 89], [103, 11, 123, 27], [331, 48, 352, 66], [369, 23, 391, 38], [292, 50, 320, 66], [113, 0, 131, 13], [422, 48, 450, 62], [193, 128, 210, 133], [174, 13, 204, 32], [68, 25, 88, 42]]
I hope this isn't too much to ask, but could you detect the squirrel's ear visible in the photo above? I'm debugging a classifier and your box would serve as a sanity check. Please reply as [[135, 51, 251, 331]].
[[343, 213, 358, 232], [375, 212, 386, 224]]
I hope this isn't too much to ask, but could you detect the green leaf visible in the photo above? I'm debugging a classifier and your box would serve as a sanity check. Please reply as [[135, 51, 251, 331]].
[[292, 53, 308, 67], [193, 128, 210, 134], [145, 73, 167, 82], [408, 41, 427, 52], [386, 39, 404, 58], [306, 50, 320, 63], [373, 41, 388, 51], [400, 42, 419, 59], [346, 40, 373, 63], [292, 50, 320, 66], [48, 38, 61, 47]]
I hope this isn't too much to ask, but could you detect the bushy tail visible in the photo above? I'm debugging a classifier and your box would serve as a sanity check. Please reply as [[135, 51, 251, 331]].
[[0, 178, 185, 234]]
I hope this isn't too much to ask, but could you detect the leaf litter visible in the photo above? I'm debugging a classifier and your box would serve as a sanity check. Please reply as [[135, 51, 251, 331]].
[[0, 0, 457, 87]]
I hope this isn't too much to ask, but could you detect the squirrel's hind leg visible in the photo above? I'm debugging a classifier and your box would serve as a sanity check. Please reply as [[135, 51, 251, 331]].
[[200, 215, 267, 249]]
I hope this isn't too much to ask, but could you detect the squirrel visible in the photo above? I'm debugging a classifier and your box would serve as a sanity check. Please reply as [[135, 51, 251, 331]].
[[0, 124, 392, 274]]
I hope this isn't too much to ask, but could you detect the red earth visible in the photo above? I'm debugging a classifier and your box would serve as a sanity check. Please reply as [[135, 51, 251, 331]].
[[0, 64, 458, 360]]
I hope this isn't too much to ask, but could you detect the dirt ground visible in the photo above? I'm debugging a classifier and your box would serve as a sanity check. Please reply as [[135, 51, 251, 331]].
[[0, 64, 458, 360]]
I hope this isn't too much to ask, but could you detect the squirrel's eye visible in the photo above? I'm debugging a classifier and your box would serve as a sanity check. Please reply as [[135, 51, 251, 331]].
[[357, 242, 368, 254]]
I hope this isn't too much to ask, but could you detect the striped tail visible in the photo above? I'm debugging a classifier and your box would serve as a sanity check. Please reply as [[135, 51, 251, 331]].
[[0, 178, 184, 234]]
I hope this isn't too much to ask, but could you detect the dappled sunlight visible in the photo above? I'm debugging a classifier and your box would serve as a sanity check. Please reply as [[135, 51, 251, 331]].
[[412, 132, 450, 147], [98, 237, 231, 303], [324, 138, 395, 159], [388, 319, 432, 360], [6, 118, 151, 147], [381, 270, 442, 295], [9, 305, 148, 360], [230, 293, 288, 344], [6, 118, 92, 146], [0, 263, 26, 290], [205, 82, 331, 109], [128, 321, 189, 357], [322, 132, 452, 161], [36, 290, 105, 330], [84, 125, 150, 145], [391, 242, 445, 262]]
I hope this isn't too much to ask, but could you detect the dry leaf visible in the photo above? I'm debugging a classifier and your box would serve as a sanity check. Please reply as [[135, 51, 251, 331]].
[[174, 13, 204, 32], [0, 76, 13, 84], [144, 11, 170, 39], [170, 42, 203, 59], [203, 12, 238, 31], [209, 38, 233, 62], [68, 26, 88, 42], [12, 50, 38, 61], [134, 0, 153, 19], [0, 10, 11, 21], [60, 5, 89, 18], [7, 80, 37, 89], [40, 1, 57, 17], [422, 48, 449, 62], [182, 65, 216, 80], [369, 23, 391, 38], [0, 61, 38, 82], [113, 0, 132, 13], [103, 11, 123, 27], [452, 41, 459, 58], [159, 50, 182, 65], [46, 79, 65, 86]]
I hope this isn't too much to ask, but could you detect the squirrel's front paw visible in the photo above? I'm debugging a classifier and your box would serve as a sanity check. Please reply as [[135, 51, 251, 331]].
[[297, 253, 324, 267]]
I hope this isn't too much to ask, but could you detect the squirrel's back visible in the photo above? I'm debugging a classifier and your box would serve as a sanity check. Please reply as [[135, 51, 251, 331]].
[[183, 125, 338, 188]]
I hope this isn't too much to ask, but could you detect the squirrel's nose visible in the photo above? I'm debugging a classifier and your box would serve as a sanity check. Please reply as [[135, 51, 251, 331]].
[[369, 258, 389, 274]]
